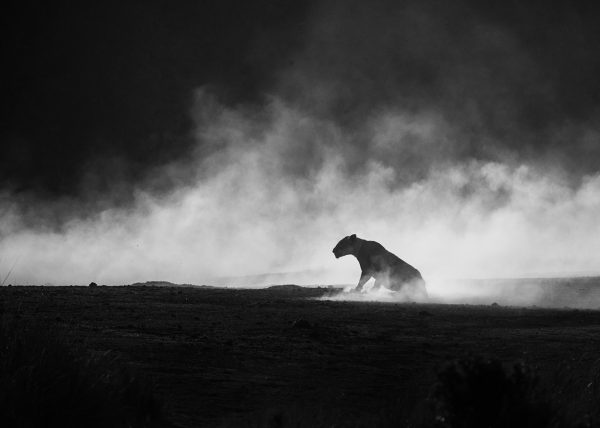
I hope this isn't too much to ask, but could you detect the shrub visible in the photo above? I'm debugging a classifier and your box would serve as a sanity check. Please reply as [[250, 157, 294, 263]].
[[430, 357, 555, 428]]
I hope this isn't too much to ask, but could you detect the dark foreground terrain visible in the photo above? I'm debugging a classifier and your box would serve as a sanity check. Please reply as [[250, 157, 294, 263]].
[[3, 284, 600, 427]]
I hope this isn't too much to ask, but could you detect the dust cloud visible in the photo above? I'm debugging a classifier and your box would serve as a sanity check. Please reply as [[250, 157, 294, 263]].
[[2, 92, 600, 291], [1, 0, 600, 308]]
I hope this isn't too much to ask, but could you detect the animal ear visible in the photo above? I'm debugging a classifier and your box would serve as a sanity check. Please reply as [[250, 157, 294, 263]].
[[350, 234, 356, 240]]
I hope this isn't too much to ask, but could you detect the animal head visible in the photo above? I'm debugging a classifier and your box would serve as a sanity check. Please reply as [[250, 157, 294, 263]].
[[333, 234, 359, 258]]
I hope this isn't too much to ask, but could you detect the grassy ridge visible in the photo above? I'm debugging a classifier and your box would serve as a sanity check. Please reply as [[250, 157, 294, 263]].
[[0, 312, 163, 427]]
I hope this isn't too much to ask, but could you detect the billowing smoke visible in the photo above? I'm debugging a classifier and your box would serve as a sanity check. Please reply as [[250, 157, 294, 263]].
[[1, 0, 600, 306]]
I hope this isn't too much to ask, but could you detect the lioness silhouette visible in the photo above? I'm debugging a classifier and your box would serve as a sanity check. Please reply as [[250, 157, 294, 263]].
[[333, 234, 427, 298]]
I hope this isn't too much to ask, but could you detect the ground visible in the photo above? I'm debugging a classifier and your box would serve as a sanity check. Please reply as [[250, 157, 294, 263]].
[[2, 284, 600, 427]]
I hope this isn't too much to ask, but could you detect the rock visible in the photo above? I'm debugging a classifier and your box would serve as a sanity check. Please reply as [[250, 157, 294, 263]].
[[419, 310, 433, 317], [89, 282, 98, 287], [491, 302, 499, 307], [268, 284, 303, 291]]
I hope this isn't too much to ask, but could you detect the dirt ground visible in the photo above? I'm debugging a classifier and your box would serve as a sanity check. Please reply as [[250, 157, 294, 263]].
[[3, 284, 600, 427]]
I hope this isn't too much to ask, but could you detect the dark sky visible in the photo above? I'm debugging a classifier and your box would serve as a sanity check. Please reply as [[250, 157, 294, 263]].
[[1, 0, 312, 198], [2, 0, 600, 203]]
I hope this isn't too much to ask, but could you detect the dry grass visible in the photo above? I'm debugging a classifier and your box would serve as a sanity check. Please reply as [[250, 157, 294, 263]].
[[0, 313, 163, 428]]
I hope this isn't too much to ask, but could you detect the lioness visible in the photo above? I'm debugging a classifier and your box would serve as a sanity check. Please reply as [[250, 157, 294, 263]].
[[333, 234, 427, 298]]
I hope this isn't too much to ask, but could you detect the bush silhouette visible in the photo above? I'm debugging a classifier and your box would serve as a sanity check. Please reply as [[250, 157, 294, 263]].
[[431, 357, 554, 428]]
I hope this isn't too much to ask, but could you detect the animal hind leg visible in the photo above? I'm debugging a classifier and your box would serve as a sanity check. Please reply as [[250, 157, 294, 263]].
[[386, 275, 404, 292], [412, 278, 428, 299]]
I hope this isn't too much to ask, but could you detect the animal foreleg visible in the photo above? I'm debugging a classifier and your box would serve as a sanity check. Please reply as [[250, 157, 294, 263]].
[[355, 272, 370, 292]]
